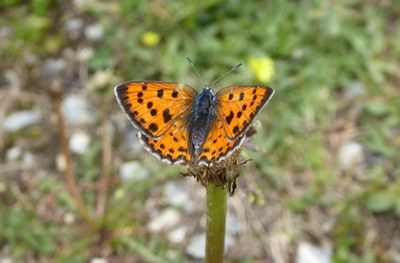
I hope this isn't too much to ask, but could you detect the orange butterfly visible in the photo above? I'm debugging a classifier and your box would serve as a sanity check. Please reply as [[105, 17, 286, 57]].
[[115, 59, 274, 167]]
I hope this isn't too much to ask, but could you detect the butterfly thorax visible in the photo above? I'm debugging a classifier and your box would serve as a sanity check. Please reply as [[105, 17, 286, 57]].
[[188, 88, 216, 161]]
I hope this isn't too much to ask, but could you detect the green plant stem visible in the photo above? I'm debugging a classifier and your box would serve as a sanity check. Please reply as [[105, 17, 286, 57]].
[[205, 183, 227, 263]]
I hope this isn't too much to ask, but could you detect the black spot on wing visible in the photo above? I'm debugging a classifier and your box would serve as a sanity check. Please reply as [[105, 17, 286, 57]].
[[239, 92, 244, 101], [178, 146, 187, 152], [225, 111, 234, 125], [163, 109, 172, 123], [149, 123, 158, 132]]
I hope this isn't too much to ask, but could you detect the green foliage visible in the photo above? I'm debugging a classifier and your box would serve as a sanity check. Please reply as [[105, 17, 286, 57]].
[[1, 0, 23, 7], [31, 0, 52, 16], [0, 206, 56, 255], [332, 207, 365, 263], [366, 183, 400, 215], [77, 142, 102, 183]]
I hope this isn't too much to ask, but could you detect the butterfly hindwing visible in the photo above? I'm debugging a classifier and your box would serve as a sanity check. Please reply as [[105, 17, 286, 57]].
[[198, 119, 245, 166], [115, 81, 197, 138], [215, 86, 274, 140], [138, 118, 192, 164]]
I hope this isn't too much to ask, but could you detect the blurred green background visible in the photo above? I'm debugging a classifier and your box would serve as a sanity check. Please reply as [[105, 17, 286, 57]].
[[1, 0, 400, 262]]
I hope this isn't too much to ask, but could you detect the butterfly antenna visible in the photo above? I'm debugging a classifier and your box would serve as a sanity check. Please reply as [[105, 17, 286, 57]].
[[209, 63, 242, 87], [186, 57, 207, 88]]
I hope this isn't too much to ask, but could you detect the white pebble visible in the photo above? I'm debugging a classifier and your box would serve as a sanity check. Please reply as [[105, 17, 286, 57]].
[[22, 152, 35, 166], [43, 58, 66, 75], [148, 209, 181, 233], [0, 258, 13, 263], [6, 146, 22, 161], [167, 226, 188, 244], [85, 24, 104, 41], [185, 233, 206, 259], [163, 182, 189, 207], [69, 131, 91, 154], [337, 142, 363, 169], [61, 94, 97, 126], [76, 47, 94, 62], [119, 161, 148, 181], [90, 258, 107, 263], [297, 242, 332, 263], [3, 110, 41, 132], [66, 18, 83, 32], [63, 212, 75, 224], [226, 214, 244, 235]]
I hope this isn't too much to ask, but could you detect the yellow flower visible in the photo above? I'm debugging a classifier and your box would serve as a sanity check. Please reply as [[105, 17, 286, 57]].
[[248, 56, 275, 84], [311, 9, 324, 20], [141, 31, 160, 47]]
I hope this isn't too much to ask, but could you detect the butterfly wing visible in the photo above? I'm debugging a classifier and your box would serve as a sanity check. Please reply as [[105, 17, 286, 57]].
[[114, 81, 197, 139], [197, 119, 245, 166], [215, 86, 274, 140], [138, 118, 191, 164]]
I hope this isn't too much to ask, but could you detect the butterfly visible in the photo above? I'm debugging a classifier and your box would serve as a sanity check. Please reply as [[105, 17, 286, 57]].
[[114, 59, 274, 167]]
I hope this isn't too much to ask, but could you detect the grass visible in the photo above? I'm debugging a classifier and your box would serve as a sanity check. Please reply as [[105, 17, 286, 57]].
[[1, 0, 400, 262]]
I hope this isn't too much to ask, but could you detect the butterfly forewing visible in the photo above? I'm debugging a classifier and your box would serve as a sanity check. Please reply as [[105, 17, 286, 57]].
[[115, 81, 197, 138], [215, 86, 274, 140]]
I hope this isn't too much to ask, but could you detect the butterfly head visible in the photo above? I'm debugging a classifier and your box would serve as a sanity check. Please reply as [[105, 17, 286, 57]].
[[203, 86, 213, 93]]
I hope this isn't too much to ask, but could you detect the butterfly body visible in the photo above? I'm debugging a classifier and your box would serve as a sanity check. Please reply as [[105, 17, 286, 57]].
[[188, 87, 216, 161], [115, 80, 274, 167]]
